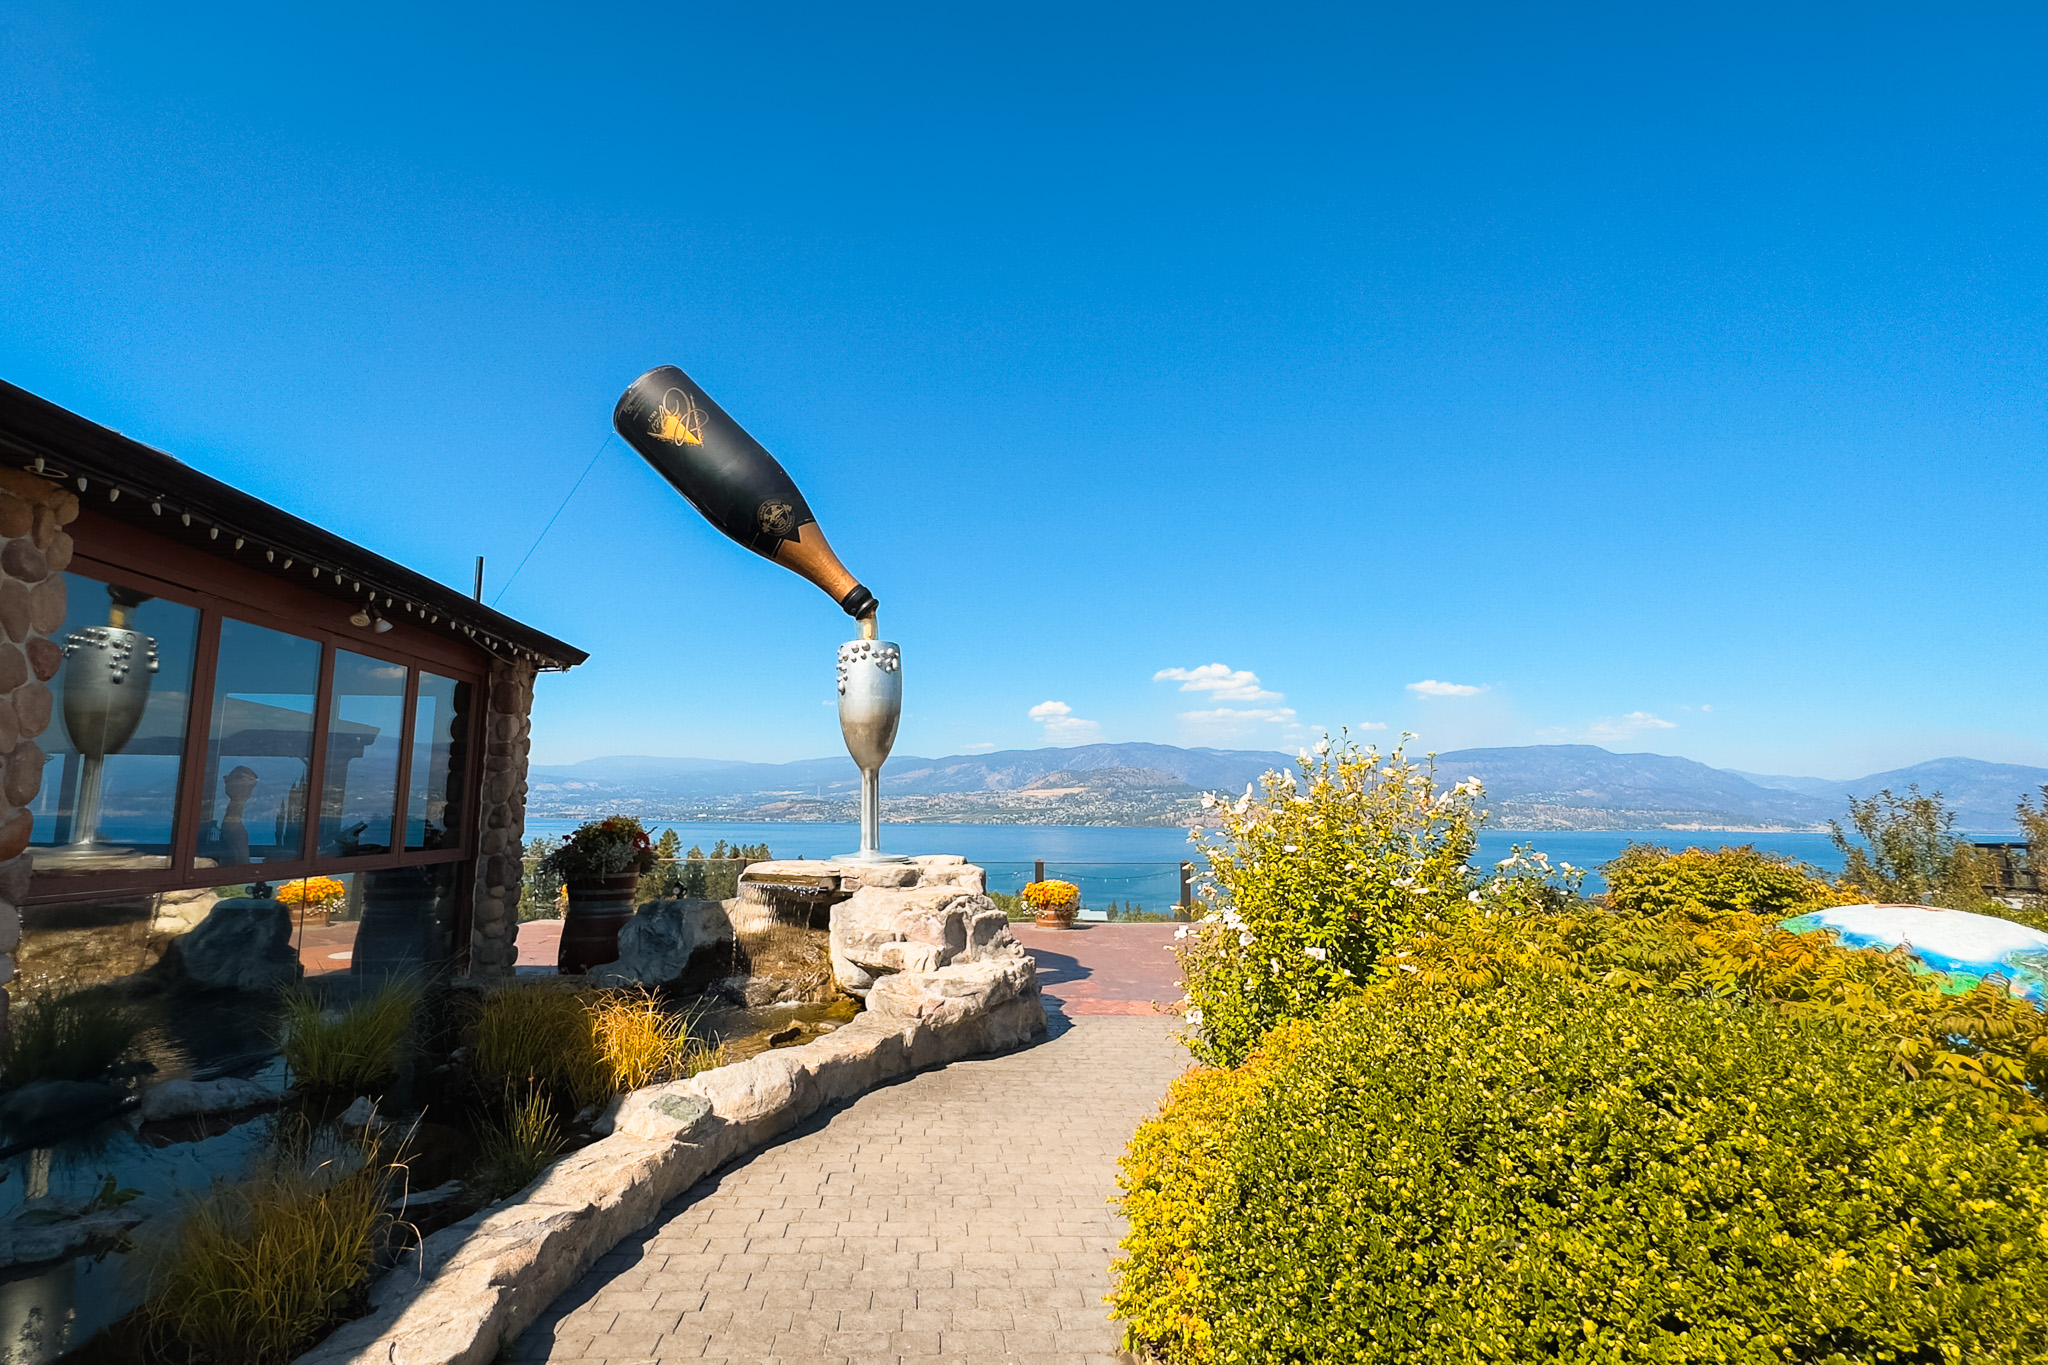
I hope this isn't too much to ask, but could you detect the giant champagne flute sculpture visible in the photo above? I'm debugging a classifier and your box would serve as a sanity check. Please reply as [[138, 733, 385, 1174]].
[[614, 366, 905, 863]]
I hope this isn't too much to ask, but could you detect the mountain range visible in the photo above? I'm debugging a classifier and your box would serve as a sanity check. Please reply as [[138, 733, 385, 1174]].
[[528, 743, 2048, 833]]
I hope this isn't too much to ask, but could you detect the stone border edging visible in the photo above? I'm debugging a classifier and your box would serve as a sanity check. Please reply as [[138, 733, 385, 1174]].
[[293, 959, 1046, 1365]]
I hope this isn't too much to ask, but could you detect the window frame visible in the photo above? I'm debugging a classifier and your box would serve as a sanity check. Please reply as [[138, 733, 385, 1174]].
[[29, 550, 488, 904]]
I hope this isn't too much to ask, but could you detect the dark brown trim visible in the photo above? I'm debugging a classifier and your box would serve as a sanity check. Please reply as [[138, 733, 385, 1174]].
[[303, 639, 337, 864], [174, 608, 222, 883], [393, 664, 421, 858], [0, 379, 584, 669]]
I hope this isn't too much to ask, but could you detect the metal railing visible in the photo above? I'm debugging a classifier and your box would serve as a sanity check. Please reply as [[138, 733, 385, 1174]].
[[517, 856, 1195, 922]]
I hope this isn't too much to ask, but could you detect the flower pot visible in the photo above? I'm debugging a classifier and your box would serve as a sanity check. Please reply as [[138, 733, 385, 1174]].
[[1033, 910, 1078, 930], [288, 904, 331, 927], [558, 872, 640, 975]]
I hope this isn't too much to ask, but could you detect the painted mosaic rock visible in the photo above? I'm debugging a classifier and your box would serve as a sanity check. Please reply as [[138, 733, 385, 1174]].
[[1780, 903, 2048, 1007]]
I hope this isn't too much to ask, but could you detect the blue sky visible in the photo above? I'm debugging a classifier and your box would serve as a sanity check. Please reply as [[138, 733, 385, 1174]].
[[2, 3, 2043, 777]]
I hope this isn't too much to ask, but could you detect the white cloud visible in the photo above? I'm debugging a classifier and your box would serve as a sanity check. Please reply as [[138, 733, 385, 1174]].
[[1406, 679, 1487, 698], [1584, 711, 1678, 742], [1153, 663, 1282, 703], [1354, 721, 1388, 731], [1178, 706, 1300, 740], [962, 741, 996, 753], [1028, 700, 1102, 745]]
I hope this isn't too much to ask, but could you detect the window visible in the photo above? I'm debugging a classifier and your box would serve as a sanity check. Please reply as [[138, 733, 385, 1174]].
[[319, 651, 408, 858], [197, 618, 321, 869], [406, 672, 471, 852], [32, 572, 201, 873]]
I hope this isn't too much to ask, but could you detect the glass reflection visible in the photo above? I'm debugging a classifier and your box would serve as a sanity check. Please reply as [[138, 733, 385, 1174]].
[[33, 574, 200, 874], [288, 865, 458, 981], [319, 652, 406, 857], [197, 619, 321, 868], [406, 673, 471, 852]]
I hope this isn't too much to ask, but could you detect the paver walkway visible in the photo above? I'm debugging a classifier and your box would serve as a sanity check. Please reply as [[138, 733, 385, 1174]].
[[514, 1012, 1189, 1364]]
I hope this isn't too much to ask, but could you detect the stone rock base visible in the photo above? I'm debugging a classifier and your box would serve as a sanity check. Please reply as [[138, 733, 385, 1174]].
[[293, 858, 1045, 1365]]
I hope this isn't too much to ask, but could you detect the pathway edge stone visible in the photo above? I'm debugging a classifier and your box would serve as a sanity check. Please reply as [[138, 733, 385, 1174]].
[[293, 963, 1047, 1365]]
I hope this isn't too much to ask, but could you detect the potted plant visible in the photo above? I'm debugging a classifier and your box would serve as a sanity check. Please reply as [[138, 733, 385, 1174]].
[[1021, 879, 1081, 929], [541, 816, 656, 974], [277, 875, 346, 927]]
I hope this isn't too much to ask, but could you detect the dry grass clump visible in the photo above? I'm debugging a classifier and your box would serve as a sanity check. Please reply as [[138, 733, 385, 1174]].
[[1, 987, 149, 1087], [470, 985, 707, 1108], [588, 990, 695, 1092], [142, 1137, 395, 1364], [276, 976, 422, 1091]]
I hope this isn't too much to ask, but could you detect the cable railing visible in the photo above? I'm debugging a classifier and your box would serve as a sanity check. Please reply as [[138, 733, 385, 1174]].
[[517, 856, 1196, 922]]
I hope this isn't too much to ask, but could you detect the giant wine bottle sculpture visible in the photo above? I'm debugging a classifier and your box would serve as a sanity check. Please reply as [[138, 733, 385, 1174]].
[[614, 366, 903, 863], [614, 367, 876, 622]]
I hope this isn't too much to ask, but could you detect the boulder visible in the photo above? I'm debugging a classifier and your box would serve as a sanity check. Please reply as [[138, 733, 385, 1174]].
[[153, 896, 300, 992], [138, 1075, 278, 1122], [0, 1078, 128, 1130], [829, 883, 1021, 996], [588, 897, 735, 989]]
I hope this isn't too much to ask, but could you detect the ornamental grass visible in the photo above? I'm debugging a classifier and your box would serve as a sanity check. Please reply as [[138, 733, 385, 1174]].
[[142, 1137, 395, 1364], [276, 976, 422, 1092]]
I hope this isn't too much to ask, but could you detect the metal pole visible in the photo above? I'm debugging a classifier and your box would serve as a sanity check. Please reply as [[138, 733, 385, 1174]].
[[473, 556, 485, 601], [1179, 861, 1192, 917], [1034, 859, 1045, 885], [860, 768, 882, 858]]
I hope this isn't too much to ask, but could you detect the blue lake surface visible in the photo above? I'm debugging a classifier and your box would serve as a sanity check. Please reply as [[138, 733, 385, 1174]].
[[522, 818, 1851, 908]]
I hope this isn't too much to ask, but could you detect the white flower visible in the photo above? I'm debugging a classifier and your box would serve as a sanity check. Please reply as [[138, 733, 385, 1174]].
[[1199, 791, 1217, 809], [1283, 844, 1298, 854], [1467, 890, 1482, 903], [1303, 946, 1327, 961], [1238, 931, 1255, 946], [1174, 925, 1192, 939], [1185, 1007, 1203, 1029], [1313, 737, 1332, 756]]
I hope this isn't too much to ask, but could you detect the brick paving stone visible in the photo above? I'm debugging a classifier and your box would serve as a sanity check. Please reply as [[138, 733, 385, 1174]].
[[516, 1015, 1188, 1364]]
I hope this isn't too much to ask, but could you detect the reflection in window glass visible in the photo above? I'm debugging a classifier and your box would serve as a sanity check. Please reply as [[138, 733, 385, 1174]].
[[406, 673, 471, 852], [33, 573, 201, 874], [320, 653, 407, 858], [197, 619, 322, 868], [276, 866, 459, 986]]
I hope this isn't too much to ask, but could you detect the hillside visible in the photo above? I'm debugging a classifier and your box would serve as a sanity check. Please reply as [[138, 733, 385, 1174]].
[[527, 744, 2048, 833]]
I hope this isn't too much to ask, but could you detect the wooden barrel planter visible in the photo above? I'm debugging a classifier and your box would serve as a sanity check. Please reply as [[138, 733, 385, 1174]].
[[557, 872, 639, 975]]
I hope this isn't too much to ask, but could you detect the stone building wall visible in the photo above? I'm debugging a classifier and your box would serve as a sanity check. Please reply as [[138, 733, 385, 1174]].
[[0, 470, 79, 1038], [468, 657, 537, 979]]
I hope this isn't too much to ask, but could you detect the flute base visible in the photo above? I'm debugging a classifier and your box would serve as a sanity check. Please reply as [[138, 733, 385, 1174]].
[[830, 850, 913, 865]]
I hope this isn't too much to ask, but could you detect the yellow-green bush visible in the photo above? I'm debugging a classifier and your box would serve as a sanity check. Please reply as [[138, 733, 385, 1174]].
[[1384, 901, 2048, 1124], [1600, 842, 1856, 918], [1113, 983, 2048, 1363]]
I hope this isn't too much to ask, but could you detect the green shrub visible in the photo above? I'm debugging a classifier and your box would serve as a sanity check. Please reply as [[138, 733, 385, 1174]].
[[1, 987, 148, 1088], [1114, 983, 2048, 1363], [1601, 841, 1855, 917], [988, 890, 1027, 921], [276, 977, 421, 1091], [1179, 738, 1580, 1068]]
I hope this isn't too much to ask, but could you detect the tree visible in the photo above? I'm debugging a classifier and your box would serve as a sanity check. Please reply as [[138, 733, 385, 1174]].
[[1828, 785, 1996, 911]]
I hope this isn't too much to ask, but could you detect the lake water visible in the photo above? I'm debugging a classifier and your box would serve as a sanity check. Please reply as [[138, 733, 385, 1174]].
[[522, 818, 1850, 911]]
